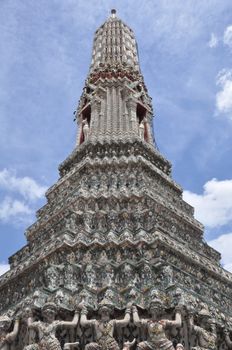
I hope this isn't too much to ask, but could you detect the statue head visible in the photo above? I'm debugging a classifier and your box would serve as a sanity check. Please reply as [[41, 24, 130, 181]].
[[149, 296, 163, 318], [98, 298, 113, 321], [176, 344, 184, 350], [42, 302, 57, 323], [198, 307, 215, 330], [0, 315, 11, 333]]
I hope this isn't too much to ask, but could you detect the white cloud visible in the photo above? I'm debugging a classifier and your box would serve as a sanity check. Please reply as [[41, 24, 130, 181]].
[[0, 263, 10, 276], [215, 69, 232, 119], [223, 25, 232, 49], [0, 197, 32, 223], [208, 33, 218, 48], [0, 169, 47, 201], [0, 169, 47, 225], [183, 178, 232, 228], [208, 233, 232, 272]]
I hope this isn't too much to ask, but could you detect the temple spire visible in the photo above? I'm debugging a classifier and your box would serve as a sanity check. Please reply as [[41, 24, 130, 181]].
[[2, 12, 230, 350], [75, 11, 154, 147], [89, 9, 140, 74]]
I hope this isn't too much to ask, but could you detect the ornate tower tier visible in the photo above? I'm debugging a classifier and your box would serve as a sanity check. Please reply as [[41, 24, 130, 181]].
[[0, 10, 232, 350]]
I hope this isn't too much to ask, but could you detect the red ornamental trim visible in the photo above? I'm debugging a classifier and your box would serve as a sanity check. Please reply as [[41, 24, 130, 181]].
[[89, 71, 137, 84]]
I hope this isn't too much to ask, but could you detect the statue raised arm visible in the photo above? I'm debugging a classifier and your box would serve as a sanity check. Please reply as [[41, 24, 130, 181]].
[[132, 296, 182, 350], [0, 315, 19, 350]]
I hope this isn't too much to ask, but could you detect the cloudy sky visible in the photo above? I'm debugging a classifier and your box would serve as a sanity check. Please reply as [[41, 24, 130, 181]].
[[0, 0, 232, 276]]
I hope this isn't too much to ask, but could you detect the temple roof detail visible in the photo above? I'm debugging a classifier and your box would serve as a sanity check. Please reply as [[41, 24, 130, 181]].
[[89, 9, 140, 74]]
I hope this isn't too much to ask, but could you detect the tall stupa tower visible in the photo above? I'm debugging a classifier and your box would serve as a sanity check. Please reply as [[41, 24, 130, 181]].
[[0, 10, 232, 350]]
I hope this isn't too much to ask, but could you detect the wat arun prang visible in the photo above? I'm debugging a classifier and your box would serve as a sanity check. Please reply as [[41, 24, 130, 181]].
[[1, 9, 232, 350]]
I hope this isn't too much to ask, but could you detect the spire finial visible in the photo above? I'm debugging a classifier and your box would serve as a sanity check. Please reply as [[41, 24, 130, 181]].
[[110, 9, 116, 18]]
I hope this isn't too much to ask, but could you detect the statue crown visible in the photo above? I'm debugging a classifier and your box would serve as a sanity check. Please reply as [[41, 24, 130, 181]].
[[42, 302, 57, 313]]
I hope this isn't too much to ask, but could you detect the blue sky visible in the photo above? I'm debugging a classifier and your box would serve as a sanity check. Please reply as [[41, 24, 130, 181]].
[[1, 0, 232, 275]]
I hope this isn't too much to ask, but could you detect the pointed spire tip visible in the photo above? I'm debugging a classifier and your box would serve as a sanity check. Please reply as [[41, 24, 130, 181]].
[[110, 9, 117, 18]]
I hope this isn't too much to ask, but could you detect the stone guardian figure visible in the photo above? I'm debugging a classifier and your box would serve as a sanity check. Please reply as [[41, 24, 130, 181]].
[[80, 299, 131, 350], [188, 307, 217, 350], [25, 303, 79, 350], [132, 296, 182, 350], [0, 315, 19, 350]]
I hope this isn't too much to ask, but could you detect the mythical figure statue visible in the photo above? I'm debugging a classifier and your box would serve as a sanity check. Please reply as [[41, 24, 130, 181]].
[[82, 119, 90, 141], [99, 251, 109, 264], [161, 265, 174, 289], [80, 299, 131, 350], [0, 315, 19, 350], [188, 307, 217, 350], [66, 214, 77, 232], [138, 120, 145, 140], [83, 251, 92, 264], [85, 264, 97, 288], [25, 302, 79, 350], [102, 265, 114, 286], [132, 296, 182, 350], [45, 265, 61, 290]]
